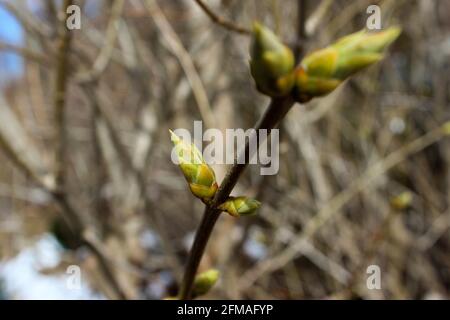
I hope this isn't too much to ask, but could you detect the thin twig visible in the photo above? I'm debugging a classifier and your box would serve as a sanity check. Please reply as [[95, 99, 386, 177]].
[[193, 0, 251, 35], [179, 96, 295, 299], [0, 42, 50, 66], [81, 83, 183, 279], [54, 0, 73, 190], [75, 0, 125, 83], [238, 122, 450, 292], [294, 0, 307, 60], [145, 0, 216, 129]]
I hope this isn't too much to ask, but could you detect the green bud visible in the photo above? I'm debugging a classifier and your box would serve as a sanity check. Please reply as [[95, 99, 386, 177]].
[[442, 121, 450, 135], [218, 196, 261, 217], [390, 191, 413, 211], [250, 22, 295, 97], [170, 130, 218, 201], [192, 269, 220, 298], [294, 27, 401, 101]]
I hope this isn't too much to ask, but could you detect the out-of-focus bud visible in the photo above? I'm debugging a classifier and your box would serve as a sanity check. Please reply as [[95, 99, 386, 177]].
[[192, 269, 220, 298], [294, 27, 401, 102], [442, 121, 450, 135], [218, 196, 261, 217], [390, 191, 413, 211], [170, 130, 218, 202], [250, 22, 295, 97]]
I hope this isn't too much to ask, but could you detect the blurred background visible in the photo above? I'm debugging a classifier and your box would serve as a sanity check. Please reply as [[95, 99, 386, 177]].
[[0, 0, 449, 300]]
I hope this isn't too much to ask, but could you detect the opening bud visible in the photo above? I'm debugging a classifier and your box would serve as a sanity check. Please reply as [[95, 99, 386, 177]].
[[218, 196, 261, 217], [250, 22, 295, 97], [170, 130, 218, 201]]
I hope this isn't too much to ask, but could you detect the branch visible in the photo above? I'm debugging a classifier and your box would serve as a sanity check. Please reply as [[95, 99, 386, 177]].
[[53, 0, 74, 190], [75, 0, 125, 83], [193, 0, 251, 35], [0, 42, 50, 66], [238, 121, 450, 292], [145, 0, 216, 129], [294, 0, 307, 59]]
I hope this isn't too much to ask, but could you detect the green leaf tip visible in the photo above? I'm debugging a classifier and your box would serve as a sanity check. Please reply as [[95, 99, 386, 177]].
[[294, 26, 402, 102], [219, 196, 261, 217], [170, 130, 218, 201], [250, 22, 295, 97]]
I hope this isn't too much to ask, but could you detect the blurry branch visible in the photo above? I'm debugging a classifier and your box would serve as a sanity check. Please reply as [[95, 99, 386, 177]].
[[260, 204, 351, 285], [192, 0, 251, 35], [76, 0, 125, 83], [305, 0, 333, 37], [0, 99, 127, 299], [295, 0, 307, 59], [0, 96, 54, 192], [270, 0, 281, 35], [0, 94, 128, 298], [144, 0, 216, 129], [0, 0, 52, 38], [45, 0, 58, 28], [417, 210, 450, 251], [0, 2, 131, 299], [239, 122, 450, 292], [0, 94, 81, 233], [0, 43, 50, 66], [81, 84, 183, 278], [334, 203, 399, 299], [54, 0, 74, 190]]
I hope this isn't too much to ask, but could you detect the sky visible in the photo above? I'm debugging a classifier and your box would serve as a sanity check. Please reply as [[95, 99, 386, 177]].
[[0, 4, 24, 83]]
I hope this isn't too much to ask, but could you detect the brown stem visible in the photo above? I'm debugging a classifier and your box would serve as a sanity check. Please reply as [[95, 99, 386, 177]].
[[179, 95, 296, 299], [295, 0, 307, 60]]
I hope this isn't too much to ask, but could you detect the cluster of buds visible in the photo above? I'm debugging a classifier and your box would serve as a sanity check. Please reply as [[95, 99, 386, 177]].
[[170, 131, 261, 217], [250, 23, 401, 101]]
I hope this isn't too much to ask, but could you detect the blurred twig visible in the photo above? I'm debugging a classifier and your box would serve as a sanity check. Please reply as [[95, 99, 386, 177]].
[[239, 122, 450, 292], [53, 0, 74, 190], [192, 0, 251, 35], [0, 42, 50, 66], [145, 0, 216, 129], [76, 0, 125, 83]]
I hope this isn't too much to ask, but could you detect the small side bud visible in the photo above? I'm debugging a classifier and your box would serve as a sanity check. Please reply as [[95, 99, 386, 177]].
[[170, 130, 218, 201], [250, 22, 295, 97], [192, 269, 220, 298], [218, 196, 261, 217], [390, 191, 413, 211]]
